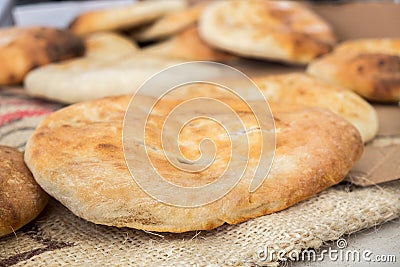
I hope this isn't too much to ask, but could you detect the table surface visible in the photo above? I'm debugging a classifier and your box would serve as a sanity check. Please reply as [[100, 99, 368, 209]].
[[294, 218, 400, 266]]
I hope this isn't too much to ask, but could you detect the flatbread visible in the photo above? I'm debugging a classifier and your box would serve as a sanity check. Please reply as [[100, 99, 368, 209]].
[[307, 39, 400, 102], [199, 0, 336, 64], [132, 3, 206, 41], [84, 31, 139, 59], [25, 94, 363, 233], [24, 55, 183, 104], [0, 27, 84, 85], [1, 146, 48, 237], [253, 73, 379, 142], [142, 26, 236, 61], [69, 0, 187, 35]]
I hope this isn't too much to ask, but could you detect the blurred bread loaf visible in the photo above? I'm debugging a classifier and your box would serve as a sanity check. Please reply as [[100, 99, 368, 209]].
[[307, 38, 400, 102], [199, 0, 336, 64], [0, 27, 84, 85]]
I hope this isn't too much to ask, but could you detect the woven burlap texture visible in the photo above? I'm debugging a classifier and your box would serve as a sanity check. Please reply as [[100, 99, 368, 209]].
[[1, 180, 399, 266]]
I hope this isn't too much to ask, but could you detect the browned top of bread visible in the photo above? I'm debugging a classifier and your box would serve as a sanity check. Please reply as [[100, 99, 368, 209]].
[[69, 0, 187, 35], [0, 27, 84, 85], [25, 94, 362, 232], [84, 31, 139, 59], [133, 2, 207, 41], [162, 73, 378, 142], [308, 52, 400, 102], [0, 146, 48, 237]]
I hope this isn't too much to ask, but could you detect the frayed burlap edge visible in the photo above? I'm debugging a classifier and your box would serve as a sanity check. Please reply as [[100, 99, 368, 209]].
[[1, 179, 399, 266]]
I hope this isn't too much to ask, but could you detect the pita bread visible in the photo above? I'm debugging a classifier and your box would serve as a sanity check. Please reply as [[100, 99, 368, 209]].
[[158, 73, 378, 142], [24, 55, 183, 104], [253, 73, 379, 142], [199, 0, 336, 64], [0, 27, 84, 85], [132, 3, 206, 41], [25, 94, 363, 232], [69, 0, 187, 35], [307, 39, 400, 102], [84, 31, 139, 59], [1, 146, 48, 237], [142, 27, 236, 61], [334, 38, 400, 56]]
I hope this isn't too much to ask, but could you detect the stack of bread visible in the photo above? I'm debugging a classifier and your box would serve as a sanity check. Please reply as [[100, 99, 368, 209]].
[[1, 0, 398, 236]]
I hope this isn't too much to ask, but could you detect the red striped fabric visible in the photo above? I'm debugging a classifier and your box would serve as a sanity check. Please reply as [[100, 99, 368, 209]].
[[0, 88, 63, 150]]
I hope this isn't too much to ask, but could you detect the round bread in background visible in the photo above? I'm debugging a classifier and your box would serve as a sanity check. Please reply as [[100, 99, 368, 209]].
[[253, 73, 379, 142], [0, 146, 49, 238], [333, 38, 400, 56], [132, 2, 206, 42], [199, 0, 336, 64], [142, 26, 237, 61], [307, 39, 400, 102], [69, 0, 187, 35], [84, 31, 139, 59], [24, 54, 183, 104], [0, 27, 85, 86], [167, 73, 378, 142]]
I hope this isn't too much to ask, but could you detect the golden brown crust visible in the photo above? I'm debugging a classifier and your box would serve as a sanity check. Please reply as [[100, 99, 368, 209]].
[[166, 73, 378, 142], [0, 27, 84, 85], [253, 73, 379, 142], [0, 146, 49, 237], [308, 52, 400, 102], [25, 94, 362, 232], [69, 0, 187, 35], [199, 0, 336, 64]]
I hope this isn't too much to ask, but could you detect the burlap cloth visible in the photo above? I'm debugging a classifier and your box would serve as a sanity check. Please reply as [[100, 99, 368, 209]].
[[0, 88, 399, 266]]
